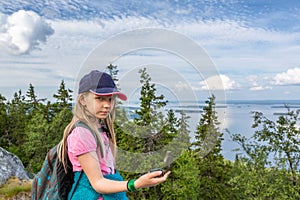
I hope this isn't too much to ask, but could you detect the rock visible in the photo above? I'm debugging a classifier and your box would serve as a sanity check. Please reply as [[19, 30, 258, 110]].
[[0, 147, 29, 186], [7, 191, 31, 200]]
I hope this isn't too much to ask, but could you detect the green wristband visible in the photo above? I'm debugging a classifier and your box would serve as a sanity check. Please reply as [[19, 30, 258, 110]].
[[127, 179, 137, 192]]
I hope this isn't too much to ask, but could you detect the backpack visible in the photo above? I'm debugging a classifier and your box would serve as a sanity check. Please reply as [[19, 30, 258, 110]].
[[31, 144, 72, 200], [31, 121, 103, 200]]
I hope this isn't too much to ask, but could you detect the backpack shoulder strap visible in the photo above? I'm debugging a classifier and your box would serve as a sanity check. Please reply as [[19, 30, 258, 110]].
[[74, 121, 90, 131], [73, 121, 104, 158]]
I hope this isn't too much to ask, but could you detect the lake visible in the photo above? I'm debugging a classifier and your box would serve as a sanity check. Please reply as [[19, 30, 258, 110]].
[[119, 100, 300, 161], [185, 100, 300, 161]]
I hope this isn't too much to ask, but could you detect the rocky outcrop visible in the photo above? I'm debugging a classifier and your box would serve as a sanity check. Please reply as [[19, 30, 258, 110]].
[[0, 147, 29, 186], [4, 191, 31, 200]]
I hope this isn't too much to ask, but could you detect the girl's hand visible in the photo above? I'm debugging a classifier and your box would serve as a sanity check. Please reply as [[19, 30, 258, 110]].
[[133, 170, 171, 189]]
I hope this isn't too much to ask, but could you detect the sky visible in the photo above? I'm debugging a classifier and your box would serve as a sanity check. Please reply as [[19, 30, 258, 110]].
[[0, 0, 300, 102]]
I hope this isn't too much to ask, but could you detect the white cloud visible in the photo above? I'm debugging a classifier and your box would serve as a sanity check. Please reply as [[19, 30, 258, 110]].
[[273, 67, 300, 85], [175, 81, 190, 91], [0, 8, 300, 101], [49, 16, 300, 46], [199, 74, 239, 91], [51, 16, 162, 39], [171, 19, 300, 46], [249, 86, 272, 91], [0, 10, 54, 55], [246, 75, 273, 91]]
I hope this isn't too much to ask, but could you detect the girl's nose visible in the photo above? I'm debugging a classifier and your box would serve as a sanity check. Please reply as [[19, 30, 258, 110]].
[[103, 100, 111, 108]]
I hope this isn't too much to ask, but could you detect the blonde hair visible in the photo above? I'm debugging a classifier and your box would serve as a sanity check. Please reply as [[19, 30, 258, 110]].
[[57, 92, 117, 172]]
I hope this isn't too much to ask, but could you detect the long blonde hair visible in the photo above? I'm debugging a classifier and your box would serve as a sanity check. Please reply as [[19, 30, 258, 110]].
[[57, 92, 117, 172]]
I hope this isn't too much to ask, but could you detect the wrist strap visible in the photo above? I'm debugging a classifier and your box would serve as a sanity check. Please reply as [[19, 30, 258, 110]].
[[127, 179, 137, 192]]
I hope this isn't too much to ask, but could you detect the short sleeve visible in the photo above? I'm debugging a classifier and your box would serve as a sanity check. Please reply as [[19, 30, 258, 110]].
[[67, 127, 97, 156]]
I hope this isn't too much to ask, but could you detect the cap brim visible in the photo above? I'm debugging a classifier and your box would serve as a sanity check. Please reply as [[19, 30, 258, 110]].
[[90, 90, 127, 101]]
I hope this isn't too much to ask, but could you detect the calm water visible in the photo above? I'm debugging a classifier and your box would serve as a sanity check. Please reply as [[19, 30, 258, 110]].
[[186, 100, 300, 161], [120, 100, 300, 161]]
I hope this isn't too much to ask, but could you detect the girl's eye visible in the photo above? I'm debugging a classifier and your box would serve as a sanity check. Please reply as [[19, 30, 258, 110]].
[[109, 97, 115, 101], [95, 96, 115, 101], [95, 97, 104, 101]]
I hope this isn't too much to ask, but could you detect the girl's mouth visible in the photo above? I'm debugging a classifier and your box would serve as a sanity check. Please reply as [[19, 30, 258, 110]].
[[99, 111, 109, 115]]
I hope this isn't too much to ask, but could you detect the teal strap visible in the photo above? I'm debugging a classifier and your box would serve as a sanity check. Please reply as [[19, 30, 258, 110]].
[[68, 171, 83, 200], [69, 170, 128, 200]]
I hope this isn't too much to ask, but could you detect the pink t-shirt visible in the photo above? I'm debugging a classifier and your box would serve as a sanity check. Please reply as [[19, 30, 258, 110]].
[[67, 126, 115, 175]]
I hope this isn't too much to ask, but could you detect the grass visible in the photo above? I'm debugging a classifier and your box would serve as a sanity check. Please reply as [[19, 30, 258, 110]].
[[0, 177, 31, 199]]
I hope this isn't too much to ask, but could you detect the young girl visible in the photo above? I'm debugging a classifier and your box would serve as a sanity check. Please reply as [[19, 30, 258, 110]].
[[58, 70, 170, 199]]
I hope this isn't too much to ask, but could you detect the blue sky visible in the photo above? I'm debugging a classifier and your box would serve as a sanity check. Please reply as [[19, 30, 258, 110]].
[[0, 0, 299, 102]]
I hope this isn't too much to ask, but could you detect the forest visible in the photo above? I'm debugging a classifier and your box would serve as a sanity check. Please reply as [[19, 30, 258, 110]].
[[0, 65, 299, 199]]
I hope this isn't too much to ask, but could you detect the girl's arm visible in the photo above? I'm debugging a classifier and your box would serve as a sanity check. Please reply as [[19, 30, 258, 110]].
[[78, 151, 170, 194]]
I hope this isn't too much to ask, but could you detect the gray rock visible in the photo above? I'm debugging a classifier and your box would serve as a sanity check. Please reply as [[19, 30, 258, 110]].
[[0, 147, 29, 186]]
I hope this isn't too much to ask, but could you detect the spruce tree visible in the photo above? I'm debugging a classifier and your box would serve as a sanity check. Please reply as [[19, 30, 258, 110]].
[[6, 90, 28, 154], [26, 83, 39, 109], [25, 83, 52, 123], [193, 95, 232, 199], [115, 67, 192, 199], [134, 68, 169, 150], [161, 150, 200, 199], [24, 112, 51, 172], [106, 64, 119, 83], [0, 94, 8, 148], [193, 95, 222, 156], [52, 80, 73, 112]]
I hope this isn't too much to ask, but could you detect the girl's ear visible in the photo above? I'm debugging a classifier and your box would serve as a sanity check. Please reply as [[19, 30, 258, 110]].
[[79, 94, 86, 106]]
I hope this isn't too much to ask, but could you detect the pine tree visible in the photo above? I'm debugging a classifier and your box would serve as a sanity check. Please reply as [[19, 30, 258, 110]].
[[49, 107, 73, 146], [193, 95, 222, 156], [52, 80, 73, 112], [6, 90, 28, 150], [106, 63, 119, 83], [25, 83, 47, 112], [174, 111, 191, 153], [135, 68, 167, 125], [134, 68, 168, 148], [161, 150, 200, 199], [23, 112, 51, 172], [193, 95, 232, 199], [0, 94, 8, 148], [26, 83, 39, 108]]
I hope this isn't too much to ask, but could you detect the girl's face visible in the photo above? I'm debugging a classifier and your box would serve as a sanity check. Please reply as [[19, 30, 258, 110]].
[[81, 92, 116, 119]]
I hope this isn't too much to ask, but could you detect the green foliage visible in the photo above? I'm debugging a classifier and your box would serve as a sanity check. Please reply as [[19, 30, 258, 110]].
[[23, 112, 51, 172], [106, 64, 119, 83], [252, 107, 300, 175], [193, 94, 223, 156], [135, 68, 167, 127], [230, 159, 300, 199], [192, 95, 232, 200], [1, 65, 300, 199], [6, 90, 28, 157], [161, 150, 200, 199], [116, 67, 192, 198], [52, 80, 73, 113], [0, 94, 8, 147], [231, 105, 300, 199], [49, 107, 73, 145], [116, 68, 176, 155], [0, 81, 73, 173], [26, 83, 45, 110]]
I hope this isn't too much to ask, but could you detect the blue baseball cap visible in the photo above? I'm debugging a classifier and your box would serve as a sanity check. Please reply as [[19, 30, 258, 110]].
[[78, 70, 127, 101]]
